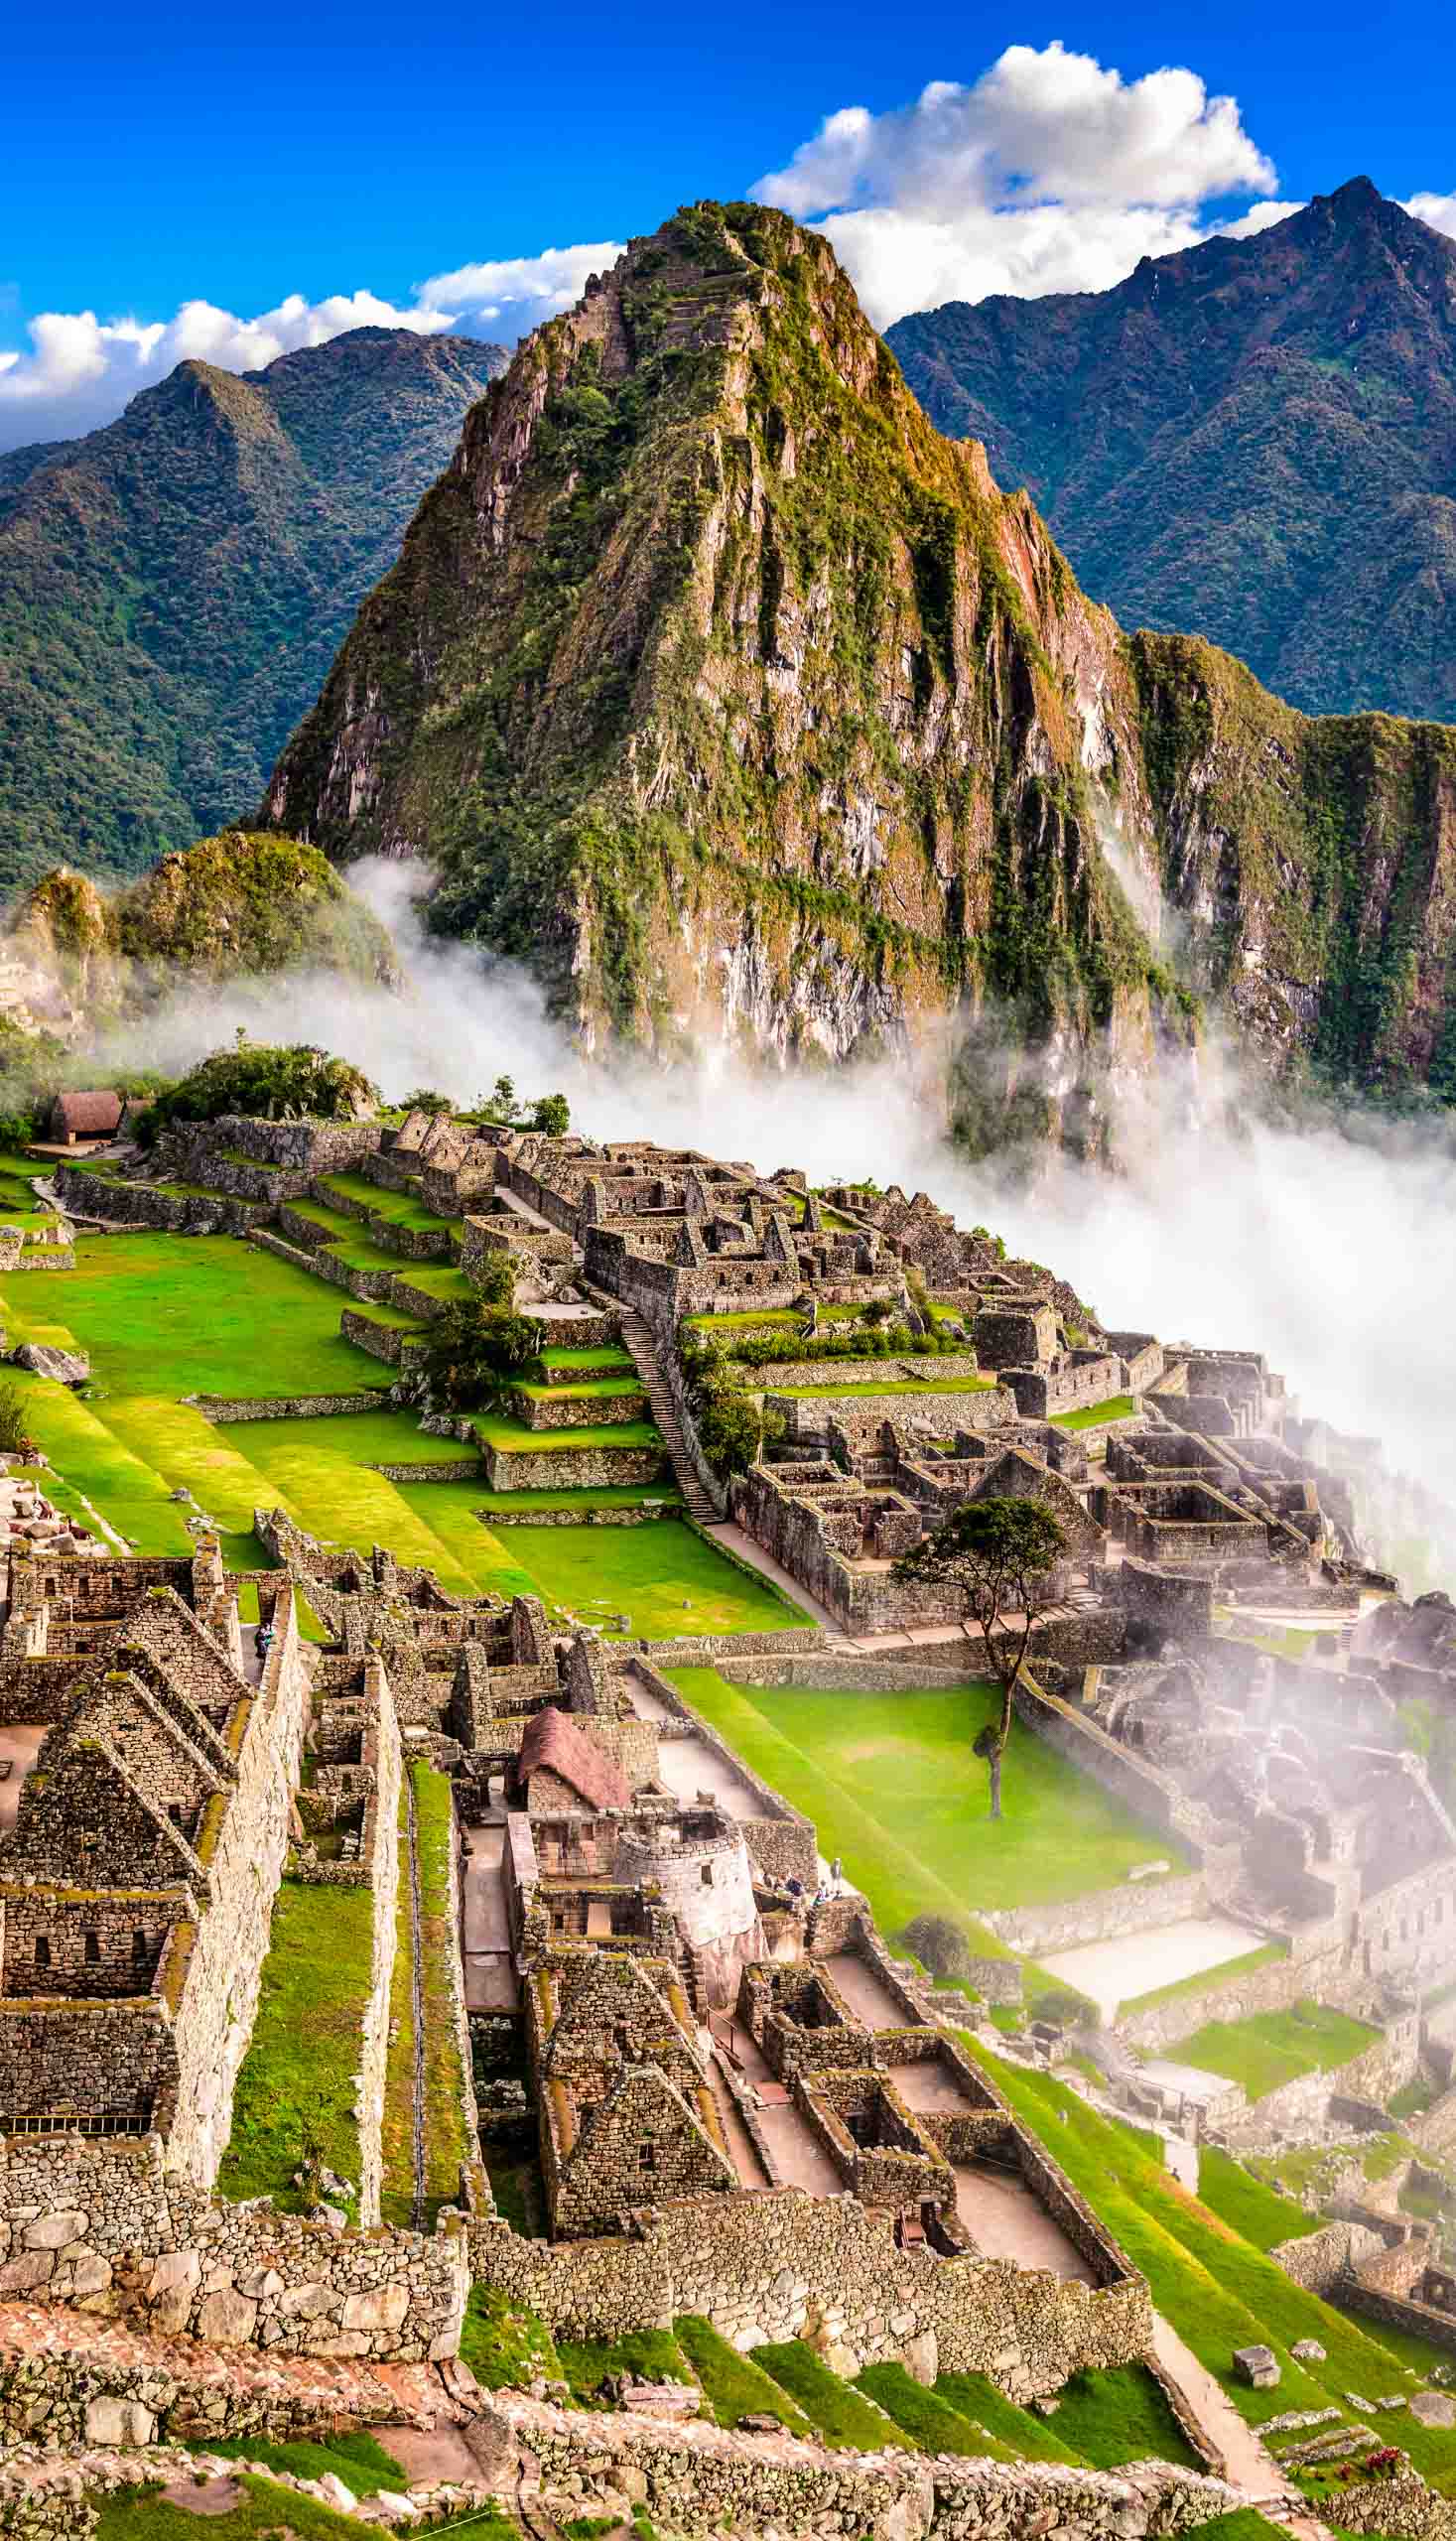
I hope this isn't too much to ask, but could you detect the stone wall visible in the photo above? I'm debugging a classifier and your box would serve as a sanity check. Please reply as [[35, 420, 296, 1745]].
[[1222, 2015, 1422, 2149], [1118, 1947, 1320, 2057], [497, 2388, 1242, 2541], [470, 2176, 1152, 2397], [0, 2131, 466, 2359], [484, 1441, 667, 1491], [188, 1389, 392, 1423], [983, 1872, 1209, 1959], [167, 1580, 311, 2190], [1009, 1675, 1209, 1862], [513, 1385, 648, 1432]]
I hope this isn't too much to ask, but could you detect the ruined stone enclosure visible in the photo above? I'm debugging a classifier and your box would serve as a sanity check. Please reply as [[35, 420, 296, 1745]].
[[2, 1100, 1452, 2515]]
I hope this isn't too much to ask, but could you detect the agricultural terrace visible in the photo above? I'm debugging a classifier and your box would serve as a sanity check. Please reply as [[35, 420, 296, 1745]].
[[669, 1667, 1190, 1956], [0, 1233, 802, 1635]]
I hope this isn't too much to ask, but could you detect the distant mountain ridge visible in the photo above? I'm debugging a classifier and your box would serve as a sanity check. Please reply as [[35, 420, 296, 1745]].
[[0, 327, 506, 888], [886, 178, 1456, 726]]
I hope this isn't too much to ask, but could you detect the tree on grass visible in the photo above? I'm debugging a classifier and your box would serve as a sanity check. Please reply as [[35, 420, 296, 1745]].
[[422, 1298, 545, 1412], [893, 1496, 1068, 1818]]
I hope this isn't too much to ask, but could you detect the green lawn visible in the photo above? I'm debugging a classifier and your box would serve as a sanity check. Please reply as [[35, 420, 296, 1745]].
[[93, 2476, 460, 2541], [1176, 2002, 1379, 2101], [674, 2315, 813, 2433], [514, 1377, 647, 1404], [541, 1346, 637, 1373], [225, 1408, 482, 1469], [1052, 1395, 1137, 1430], [0, 1234, 388, 1398], [473, 1410, 662, 1452], [205, 2431, 406, 2496], [319, 1170, 458, 1233], [217, 1880, 376, 2219], [488, 1523, 806, 1638], [856, 2362, 1017, 2459], [669, 1667, 1188, 1918], [412, 1760, 473, 2225], [1196, 2147, 1322, 2252], [752, 2342, 914, 2450], [961, 2038, 1456, 2471]]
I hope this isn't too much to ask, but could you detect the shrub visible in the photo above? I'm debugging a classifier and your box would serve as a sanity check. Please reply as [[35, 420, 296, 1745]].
[[902, 1913, 974, 1980], [142, 1039, 377, 1140], [422, 1301, 545, 1410], [0, 1383, 32, 1454]]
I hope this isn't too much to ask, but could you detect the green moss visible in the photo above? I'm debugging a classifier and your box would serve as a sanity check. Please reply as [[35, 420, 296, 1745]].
[[673, 2315, 813, 2433], [751, 2341, 915, 2450]]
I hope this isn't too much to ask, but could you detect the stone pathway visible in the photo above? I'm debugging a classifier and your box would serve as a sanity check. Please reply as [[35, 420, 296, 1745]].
[[614, 1313, 721, 1523], [700, 1518, 846, 1635], [1150, 2311, 1292, 2498], [463, 1823, 519, 2011]]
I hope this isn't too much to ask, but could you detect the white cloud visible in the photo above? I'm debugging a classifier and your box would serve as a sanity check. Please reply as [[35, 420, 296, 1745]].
[[752, 41, 1284, 325], [1404, 190, 1456, 241], [0, 241, 623, 456], [415, 241, 622, 335]]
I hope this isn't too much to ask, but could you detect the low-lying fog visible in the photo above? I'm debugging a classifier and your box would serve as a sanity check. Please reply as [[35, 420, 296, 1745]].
[[111, 858, 1456, 1587]]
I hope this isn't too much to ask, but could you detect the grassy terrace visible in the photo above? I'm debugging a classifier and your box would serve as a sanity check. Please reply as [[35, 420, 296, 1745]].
[[539, 1344, 636, 1372], [513, 1376, 647, 1404], [669, 1668, 1188, 1923], [1052, 1394, 1137, 1430], [491, 1521, 807, 1638], [764, 1373, 997, 1400], [382, 1760, 471, 2228], [472, 1409, 662, 1453], [963, 2039, 1456, 2463], [1174, 2001, 1380, 2100], [217, 1879, 375, 2220], [317, 1169, 459, 1233]]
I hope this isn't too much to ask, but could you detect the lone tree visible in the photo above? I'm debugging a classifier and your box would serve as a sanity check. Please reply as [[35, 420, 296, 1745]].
[[894, 1496, 1068, 1818], [423, 1297, 545, 1411]]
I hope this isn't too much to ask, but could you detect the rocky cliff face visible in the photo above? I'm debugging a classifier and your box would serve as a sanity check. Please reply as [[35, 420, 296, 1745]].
[[265, 201, 1456, 1120]]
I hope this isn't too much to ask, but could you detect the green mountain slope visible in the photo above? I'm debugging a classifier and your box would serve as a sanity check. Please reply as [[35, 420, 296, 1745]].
[[264, 200, 1456, 1111], [886, 178, 1456, 728], [0, 327, 505, 888]]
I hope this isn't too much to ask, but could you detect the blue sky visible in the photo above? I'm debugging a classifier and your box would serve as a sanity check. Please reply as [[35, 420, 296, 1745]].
[[3, 0, 1453, 446]]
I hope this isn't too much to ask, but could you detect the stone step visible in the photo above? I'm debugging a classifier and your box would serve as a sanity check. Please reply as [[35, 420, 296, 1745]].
[[616, 1314, 722, 1522]]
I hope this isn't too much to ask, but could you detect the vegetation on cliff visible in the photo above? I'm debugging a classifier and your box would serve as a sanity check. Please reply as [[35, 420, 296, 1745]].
[[0, 831, 398, 1061], [0, 328, 505, 885], [266, 201, 1184, 1090], [263, 198, 1456, 1110]]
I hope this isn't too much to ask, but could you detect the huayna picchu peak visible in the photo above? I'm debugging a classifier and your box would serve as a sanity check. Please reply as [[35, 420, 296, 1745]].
[[266, 200, 1456, 1123]]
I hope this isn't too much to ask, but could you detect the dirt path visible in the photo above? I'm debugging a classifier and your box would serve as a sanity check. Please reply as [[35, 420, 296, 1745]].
[[1151, 2312, 1289, 2496]]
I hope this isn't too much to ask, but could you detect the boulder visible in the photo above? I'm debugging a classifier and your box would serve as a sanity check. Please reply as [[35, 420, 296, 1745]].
[[10, 1343, 89, 1385], [1410, 2391, 1456, 2427], [1291, 2340, 1327, 2363], [1234, 2345, 1280, 2388]]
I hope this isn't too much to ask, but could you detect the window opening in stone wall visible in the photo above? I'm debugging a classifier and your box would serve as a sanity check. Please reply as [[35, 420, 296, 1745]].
[[133, 1930, 148, 1965], [34, 1936, 51, 1968], [84, 1932, 99, 1963]]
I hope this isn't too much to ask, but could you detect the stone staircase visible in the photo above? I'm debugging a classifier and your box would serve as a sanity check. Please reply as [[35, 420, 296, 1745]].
[[615, 1312, 721, 1523]]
